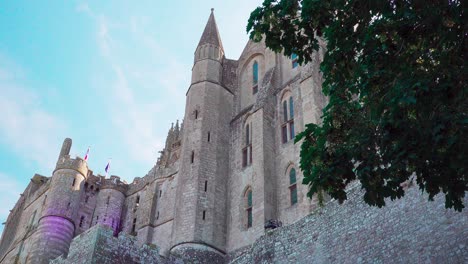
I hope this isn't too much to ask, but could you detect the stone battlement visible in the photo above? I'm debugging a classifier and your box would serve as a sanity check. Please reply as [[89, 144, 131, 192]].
[[99, 175, 128, 193], [54, 155, 89, 178]]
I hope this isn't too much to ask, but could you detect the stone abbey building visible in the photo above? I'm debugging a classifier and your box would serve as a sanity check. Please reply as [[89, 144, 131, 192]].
[[1, 10, 466, 264]]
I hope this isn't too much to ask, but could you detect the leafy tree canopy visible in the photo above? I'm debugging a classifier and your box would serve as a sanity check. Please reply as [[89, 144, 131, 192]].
[[248, 0, 467, 211]]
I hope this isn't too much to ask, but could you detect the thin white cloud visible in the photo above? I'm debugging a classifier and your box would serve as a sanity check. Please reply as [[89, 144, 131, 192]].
[[77, 5, 186, 169], [0, 61, 67, 172]]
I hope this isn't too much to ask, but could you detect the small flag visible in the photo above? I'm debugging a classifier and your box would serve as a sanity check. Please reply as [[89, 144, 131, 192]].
[[105, 159, 111, 177], [84, 147, 90, 161]]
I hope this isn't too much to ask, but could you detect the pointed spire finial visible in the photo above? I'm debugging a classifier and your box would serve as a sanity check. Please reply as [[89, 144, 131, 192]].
[[197, 8, 224, 52]]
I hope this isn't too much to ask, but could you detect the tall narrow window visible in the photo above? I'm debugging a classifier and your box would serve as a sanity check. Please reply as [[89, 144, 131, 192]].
[[245, 124, 250, 145], [159, 190, 162, 197], [281, 94, 295, 143], [191, 151, 195, 163], [157, 211, 159, 220], [283, 101, 288, 123], [204, 181, 208, 192], [243, 123, 253, 167], [136, 195, 140, 204], [289, 168, 298, 205], [79, 216, 85, 228], [132, 218, 137, 233], [207, 132, 211, 142], [202, 210, 206, 220], [72, 178, 76, 187], [291, 53, 299, 68], [245, 189, 253, 228], [252, 61, 259, 94], [194, 110, 198, 119], [289, 97, 294, 120]]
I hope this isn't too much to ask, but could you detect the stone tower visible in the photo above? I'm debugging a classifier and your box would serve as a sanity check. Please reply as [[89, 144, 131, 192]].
[[93, 176, 127, 235], [27, 138, 89, 264], [170, 9, 233, 262]]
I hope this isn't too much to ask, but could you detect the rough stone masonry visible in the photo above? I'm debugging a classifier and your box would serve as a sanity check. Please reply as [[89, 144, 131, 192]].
[[0, 9, 466, 264]]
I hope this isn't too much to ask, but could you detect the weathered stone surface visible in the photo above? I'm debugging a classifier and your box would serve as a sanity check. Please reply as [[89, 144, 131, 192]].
[[228, 183, 468, 264], [50, 225, 177, 264], [1, 9, 466, 264]]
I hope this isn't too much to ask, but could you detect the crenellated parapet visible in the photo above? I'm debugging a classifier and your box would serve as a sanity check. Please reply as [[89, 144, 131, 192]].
[[100, 175, 128, 194], [54, 155, 89, 179]]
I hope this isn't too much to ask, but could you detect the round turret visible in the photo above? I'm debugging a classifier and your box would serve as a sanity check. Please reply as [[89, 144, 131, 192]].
[[93, 176, 127, 235], [28, 139, 89, 264]]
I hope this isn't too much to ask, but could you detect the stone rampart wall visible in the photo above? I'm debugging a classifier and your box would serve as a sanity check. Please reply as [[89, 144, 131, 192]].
[[228, 183, 468, 264]]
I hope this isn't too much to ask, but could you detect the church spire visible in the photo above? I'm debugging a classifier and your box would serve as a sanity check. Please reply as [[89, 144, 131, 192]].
[[197, 8, 224, 52]]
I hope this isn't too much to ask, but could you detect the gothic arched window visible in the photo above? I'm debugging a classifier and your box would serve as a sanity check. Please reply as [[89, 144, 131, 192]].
[[289, 168, 298, 205], [252, 61, 259, 94], [245, 188, 253, 228], [281, 93, 295, 143]]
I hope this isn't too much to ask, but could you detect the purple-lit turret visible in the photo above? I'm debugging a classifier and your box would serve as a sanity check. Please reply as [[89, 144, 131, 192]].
[[93, 175, 127, 235], [27, 138, 89, 264]]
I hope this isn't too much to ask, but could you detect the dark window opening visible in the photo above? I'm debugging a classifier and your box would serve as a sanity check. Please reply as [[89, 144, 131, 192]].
[[289, 120, 295, 139], [136, 195, 140, 204], [282, 125, 288, 143], [202, 210, 206, 220], [204, 181, 208, 192], [289, 96, 294, 119], [156, 211, 159, 220], [194, 110, 198, 119], [242, 148, 248, 167], [79, 216, 85, 228], [132, 218, 137, 233], [246, 189, 253, 228], [159, 190, 162, 197], [96, 187, 100, 192], [72, 178, 76, 187], [289, 168, 298, 205], [84, 182, 89, 189], [85, 195, 89, 203], [283, 101, 288, 123], [207, 132, 211, 142], [191, 151, 195, 163], [252, 61, 259, 95], [281, 97, 295, 144], [90, 185, 94, 190]]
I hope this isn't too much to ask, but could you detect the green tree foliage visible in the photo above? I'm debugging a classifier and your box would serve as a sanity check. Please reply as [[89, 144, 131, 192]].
[[248, 0, 467, 211]]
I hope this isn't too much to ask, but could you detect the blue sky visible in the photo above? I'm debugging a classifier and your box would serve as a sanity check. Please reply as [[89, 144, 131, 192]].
[[0, 0, 262, 235]]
